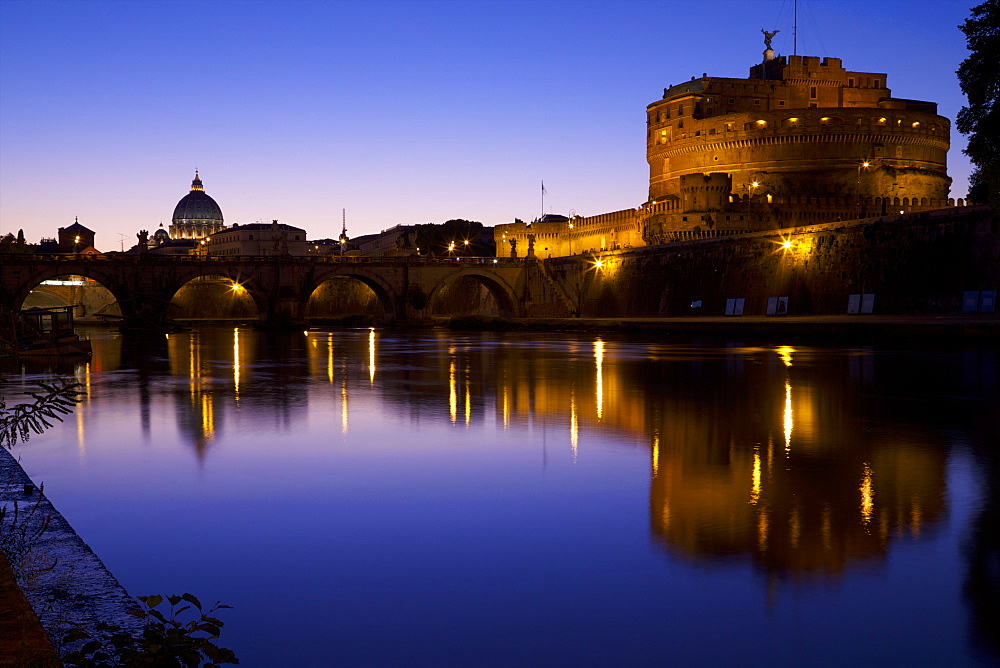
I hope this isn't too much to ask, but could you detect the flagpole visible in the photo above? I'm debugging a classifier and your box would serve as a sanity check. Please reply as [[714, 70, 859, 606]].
[[541, 180, 545, 218]]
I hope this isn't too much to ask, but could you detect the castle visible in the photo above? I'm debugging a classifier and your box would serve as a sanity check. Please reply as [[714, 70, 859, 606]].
[[496, 43, 964, 258]]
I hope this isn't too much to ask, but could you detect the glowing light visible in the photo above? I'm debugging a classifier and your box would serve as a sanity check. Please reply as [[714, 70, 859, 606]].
[[368, 328, 376, 383], [755, 119, 766, 127], [861, 161, 871, 168], [327, 333, 334, 384], [492, 259, 498, 264], [570, 391, 579, 460], [464, 371, 471, 426], [783, 379, 793, 453], [775, 346, 795, 367], [751, 181, 760, 188], [651, 435, 659, 476], [201, 393, 214, 443], [782, 240, 792, 250], [861, 462, 875, 526], [750, 449, 762, 504], [449, 360, 457, 424], [76, 399, 86, 454], [592, 259, 604, 269], [230, 281, 246, 294], [341, 380, 349, 434], [233, 327, 240, 397], [594, 339, 604, 420], [757, 510, 769, 552], [502, 386, 509, 429]]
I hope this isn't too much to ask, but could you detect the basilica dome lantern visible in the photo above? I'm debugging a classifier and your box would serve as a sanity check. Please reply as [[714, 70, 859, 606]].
[[170, 171, 224, 240]]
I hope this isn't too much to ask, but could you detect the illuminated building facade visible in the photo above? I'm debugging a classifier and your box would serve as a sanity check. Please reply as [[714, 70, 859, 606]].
[[206, 220, 309, 256], [170, 171, 225, 240], [496, 49, 960, 257]]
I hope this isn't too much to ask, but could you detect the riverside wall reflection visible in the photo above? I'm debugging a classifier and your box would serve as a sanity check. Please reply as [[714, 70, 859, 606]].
[[17, 328, 995, 589]]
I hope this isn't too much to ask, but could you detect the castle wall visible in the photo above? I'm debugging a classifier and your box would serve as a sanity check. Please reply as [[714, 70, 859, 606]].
[[543, 206, 999, 318], [495, 209, 641, 258]]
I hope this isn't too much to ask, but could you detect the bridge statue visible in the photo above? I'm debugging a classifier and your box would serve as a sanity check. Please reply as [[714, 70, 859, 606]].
[[137, 230, 149, 252], [508, 238, 518, 258]]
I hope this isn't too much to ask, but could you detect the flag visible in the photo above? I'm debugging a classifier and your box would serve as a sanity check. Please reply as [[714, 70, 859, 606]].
[[541, 180, 547, 195]]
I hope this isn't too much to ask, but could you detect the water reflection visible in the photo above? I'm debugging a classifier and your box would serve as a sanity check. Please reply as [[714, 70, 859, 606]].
[[4, 327, 997, 662]]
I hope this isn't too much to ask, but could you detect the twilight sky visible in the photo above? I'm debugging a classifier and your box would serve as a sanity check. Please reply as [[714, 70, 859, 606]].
[[0, 0, 978, 249]]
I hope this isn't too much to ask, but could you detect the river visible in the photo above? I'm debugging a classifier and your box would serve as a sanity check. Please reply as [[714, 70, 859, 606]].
[[3, 326, 998, 666]]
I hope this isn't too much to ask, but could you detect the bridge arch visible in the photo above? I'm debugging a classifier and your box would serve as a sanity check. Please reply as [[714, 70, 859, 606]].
[[167, 273, 263, 321], [307, 268, 399, 322], [427, 269, 519, 318], [11, 269, 125, 321]]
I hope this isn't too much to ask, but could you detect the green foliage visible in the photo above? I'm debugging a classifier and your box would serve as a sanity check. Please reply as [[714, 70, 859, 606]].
[[413, 219, 494, 257], [0, 378, 82, 449], [62, 593, 239, 667], [957, 0, 1000, 205]]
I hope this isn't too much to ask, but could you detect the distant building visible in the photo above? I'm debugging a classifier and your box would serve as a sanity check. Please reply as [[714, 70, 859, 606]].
[[57, 218, 96, 253], [207, 220, 308, 256], [170, 171, 225, 240]]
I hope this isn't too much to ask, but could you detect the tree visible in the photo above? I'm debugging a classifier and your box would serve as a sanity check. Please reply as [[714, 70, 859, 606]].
[[957, 0, 1000, 206]]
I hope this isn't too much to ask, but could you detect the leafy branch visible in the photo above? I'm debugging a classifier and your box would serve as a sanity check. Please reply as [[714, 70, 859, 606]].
[[63, 593, 239, 667], [0, 378, 82, 449]]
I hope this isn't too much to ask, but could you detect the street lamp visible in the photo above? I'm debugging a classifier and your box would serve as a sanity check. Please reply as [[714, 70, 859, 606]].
[[857, 160, 871, 219]]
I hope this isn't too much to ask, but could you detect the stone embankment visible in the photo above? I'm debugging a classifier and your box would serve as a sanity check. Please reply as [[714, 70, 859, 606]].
[[0, 447, 140, 662]]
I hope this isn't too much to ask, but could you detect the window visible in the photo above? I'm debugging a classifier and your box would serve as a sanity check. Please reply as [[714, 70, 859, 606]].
[[779, 100, 786, 106], [848, 78, 855, 87], [754, 99, 761, 105], [810, 86, 817, 98], [248, 234, 254, 240], [728, 98, 735, 104], [872, 79, 881, 88], [678, 105, 684, 115]]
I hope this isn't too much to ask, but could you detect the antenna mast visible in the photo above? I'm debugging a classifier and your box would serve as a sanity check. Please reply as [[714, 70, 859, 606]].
[[793, 0, 798, 55]]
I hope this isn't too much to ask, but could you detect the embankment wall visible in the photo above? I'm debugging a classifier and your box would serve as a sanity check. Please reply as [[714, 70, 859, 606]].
[[543, 206, 999, 317]]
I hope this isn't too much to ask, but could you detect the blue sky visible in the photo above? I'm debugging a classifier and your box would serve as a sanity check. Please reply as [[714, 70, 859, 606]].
[[0, 0, 977, 248]]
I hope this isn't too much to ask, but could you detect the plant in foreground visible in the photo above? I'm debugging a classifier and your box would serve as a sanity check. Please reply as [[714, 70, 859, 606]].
[[62, 593, 239, 666], [0, 377, 82, 449]]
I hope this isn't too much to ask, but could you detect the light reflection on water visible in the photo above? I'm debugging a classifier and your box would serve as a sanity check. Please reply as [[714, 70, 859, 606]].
[[3, 327, 999, 666]]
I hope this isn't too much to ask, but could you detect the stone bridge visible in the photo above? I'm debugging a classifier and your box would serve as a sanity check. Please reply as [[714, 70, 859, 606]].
[[0, 254, 574, 325], [4, 206, 996, 326]]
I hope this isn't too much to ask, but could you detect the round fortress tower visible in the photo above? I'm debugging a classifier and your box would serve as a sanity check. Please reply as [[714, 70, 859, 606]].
[[646, 55, 951, 224]]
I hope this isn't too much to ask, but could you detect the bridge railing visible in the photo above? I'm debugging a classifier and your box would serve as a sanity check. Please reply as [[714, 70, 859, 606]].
[[11, 253, 528, 268]]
